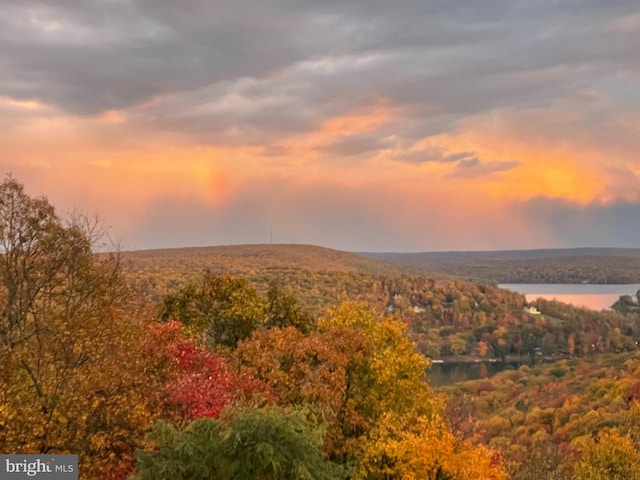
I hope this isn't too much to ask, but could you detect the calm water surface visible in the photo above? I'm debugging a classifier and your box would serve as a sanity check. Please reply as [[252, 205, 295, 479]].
[[428, 361, 529, 388], [499, 283, 640, 310]]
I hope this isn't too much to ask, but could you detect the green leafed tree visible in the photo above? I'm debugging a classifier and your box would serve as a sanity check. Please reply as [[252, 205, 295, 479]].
[[160, 274, 315, 349], [265, 281, 315, 334], [160, 273, 266, 349], [132, 405, 345, 480]]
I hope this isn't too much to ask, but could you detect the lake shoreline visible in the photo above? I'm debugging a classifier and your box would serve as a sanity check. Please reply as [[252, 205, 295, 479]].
[[429, 354, 573, 365], [499, 283, 640, 311], [427, 356, 572, 388]]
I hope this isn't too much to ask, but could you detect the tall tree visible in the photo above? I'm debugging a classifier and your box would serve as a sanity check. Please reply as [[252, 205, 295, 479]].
[[236, 302, 466, 474], [0, 176, 162, 479], [160, 273, 266, 349], [234, 325, 371, 460]]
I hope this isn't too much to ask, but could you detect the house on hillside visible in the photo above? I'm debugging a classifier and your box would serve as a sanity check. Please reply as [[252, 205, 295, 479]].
[[524, 306, 541, 315]]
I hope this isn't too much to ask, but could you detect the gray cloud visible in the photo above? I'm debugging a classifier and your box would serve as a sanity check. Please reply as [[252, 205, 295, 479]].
[[449, 159, 518, 179], [0, 0, 637, 152], [0, 0, 309, 114], [393, 146, 518, 178], [518, 198, 640, 249], [388, 146, 518, 178], [317, 133, 392, 158], [390, 147, 481, 165]]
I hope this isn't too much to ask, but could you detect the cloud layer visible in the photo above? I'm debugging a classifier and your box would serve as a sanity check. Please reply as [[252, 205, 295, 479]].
[[1, 0, 639, 251]]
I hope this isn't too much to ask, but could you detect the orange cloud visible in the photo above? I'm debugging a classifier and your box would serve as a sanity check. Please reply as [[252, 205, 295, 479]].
[[319, 102, 396, 136], [0, 96, 45, 111], [416, 110, 613, 206], [1, 88, 637, 251], [0, 108, 244, 240], [270, 100, 402, 165], [489, 153, 602, 204], [99, 110, 127, 124]]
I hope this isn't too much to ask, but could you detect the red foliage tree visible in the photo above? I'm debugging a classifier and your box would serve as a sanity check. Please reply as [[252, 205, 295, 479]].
[[147, 321, 271, 421]]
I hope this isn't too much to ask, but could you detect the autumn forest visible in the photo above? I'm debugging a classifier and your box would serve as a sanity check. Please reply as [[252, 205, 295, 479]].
[[3, 176, 640, 479]]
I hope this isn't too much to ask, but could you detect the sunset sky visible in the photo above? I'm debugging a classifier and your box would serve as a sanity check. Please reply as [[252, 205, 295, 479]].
[[1, 1, 639, 252]]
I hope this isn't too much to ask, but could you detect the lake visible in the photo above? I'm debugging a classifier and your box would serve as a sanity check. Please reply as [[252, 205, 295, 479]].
[[428, 360, 529, 388], [499, 283, 640, 311]]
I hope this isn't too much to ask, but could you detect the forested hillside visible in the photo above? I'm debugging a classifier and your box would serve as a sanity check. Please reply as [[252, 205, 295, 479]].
[[364, 249, 640, 283], [120, 243, 403, 303], [123, 252, 640, 364], [443, 351, 640, 479]]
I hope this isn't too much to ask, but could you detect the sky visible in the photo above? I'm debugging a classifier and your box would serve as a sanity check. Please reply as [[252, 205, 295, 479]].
[[1, 0, 639, 252]]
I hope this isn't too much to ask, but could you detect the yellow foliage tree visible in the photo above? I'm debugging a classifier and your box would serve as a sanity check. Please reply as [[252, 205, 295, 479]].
[[357, 413, 506, 480], [571, 429, 640, 480], [319, 303, 507, 479], [0, 177, 163, 479]]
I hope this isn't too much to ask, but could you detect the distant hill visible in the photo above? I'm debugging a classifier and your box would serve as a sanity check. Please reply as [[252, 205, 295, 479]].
[[121, 244, 640, 294], [119, 244, 640, 311], [362, 248, 640, 283], [122, 243, 401, 276], [120, 244, 404, 306]]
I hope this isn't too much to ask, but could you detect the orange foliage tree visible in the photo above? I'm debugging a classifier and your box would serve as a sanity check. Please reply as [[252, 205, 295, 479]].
[[235, 302, 507, 479], [0, 177, 164, 479]]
